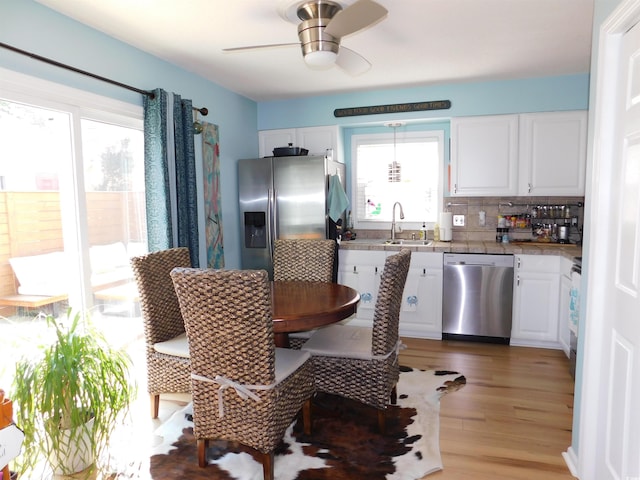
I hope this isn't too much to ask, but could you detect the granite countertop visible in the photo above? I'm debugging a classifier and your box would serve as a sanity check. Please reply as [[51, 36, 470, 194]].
[[339, 238, 581, 260]]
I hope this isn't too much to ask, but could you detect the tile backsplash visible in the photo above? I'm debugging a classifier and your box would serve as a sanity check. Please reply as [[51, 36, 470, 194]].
[[352, 196, 585, 244], [443, 196, 585, 243]]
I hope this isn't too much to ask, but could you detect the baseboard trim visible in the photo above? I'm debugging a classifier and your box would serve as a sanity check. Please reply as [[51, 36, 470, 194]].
[[562, 446, 578, 478]]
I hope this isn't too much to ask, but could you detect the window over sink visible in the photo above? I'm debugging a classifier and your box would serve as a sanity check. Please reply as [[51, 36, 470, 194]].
[[351, 128, 444, 230]]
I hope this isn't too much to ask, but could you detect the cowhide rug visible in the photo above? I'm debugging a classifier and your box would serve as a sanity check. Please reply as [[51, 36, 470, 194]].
[[109, 367, 465, 480]]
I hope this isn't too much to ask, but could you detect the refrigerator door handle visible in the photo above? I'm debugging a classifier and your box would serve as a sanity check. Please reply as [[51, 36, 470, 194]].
[[272, 188, 279, 240], [267, 188, 275, 261]]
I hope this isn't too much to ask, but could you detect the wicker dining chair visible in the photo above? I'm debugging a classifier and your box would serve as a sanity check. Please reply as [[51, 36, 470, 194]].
[[301, 248, 411, 433], [170, 267, 315, 480], [273, 238, 337, 348], [130, 247, 192, 419]]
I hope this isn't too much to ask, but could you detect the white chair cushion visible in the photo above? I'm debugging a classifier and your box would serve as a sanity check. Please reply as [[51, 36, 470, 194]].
[[274, 347, 310, 384], [154, 333, 190, 358], [302, 324, 374, 360]]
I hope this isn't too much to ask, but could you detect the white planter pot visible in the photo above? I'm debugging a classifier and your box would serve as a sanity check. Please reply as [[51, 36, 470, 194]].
[[47, 417, 95, 475]]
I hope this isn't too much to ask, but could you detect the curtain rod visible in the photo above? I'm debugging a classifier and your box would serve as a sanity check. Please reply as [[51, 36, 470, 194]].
[[0, 41, 208, 116]]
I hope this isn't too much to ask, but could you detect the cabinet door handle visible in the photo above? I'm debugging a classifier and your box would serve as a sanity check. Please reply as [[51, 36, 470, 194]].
[[421, 268, 427, 277], [454, 183, 458, 194], [353, 265, 358, 274], [517, 275, 520, 287], [528, 182, 532, 193]]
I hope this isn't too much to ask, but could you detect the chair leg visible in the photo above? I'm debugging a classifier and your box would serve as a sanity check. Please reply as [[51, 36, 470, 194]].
[[377, 408, 386, 435], [260, 451, 275, 480], [390, 384, 397, 405], [302, 398, 312, 436], [150, 393, 160, 419], [197, 438, 209, 467]]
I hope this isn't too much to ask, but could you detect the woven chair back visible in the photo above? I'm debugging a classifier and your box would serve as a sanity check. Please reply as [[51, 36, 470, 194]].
[[170, 268, 276, 386], [273, 238, 336, 283], [130, 247, 191, 345], [371, 249, 411, 356]]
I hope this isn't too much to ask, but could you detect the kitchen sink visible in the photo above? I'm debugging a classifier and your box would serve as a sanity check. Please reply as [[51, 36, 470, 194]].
[[383, 239, 433, 246]]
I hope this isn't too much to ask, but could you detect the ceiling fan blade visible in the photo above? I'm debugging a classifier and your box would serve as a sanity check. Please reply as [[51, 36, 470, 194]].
[[335, 46, 371, 76], [324, 0, 388, 38], [223, 43, 298, 52]]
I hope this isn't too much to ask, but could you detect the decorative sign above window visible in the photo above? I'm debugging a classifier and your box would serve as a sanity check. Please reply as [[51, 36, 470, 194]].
[[334, 100, 451, 118]]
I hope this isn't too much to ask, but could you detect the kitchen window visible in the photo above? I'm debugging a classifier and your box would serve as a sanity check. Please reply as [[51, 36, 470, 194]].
[[351, 129, 443, 229]]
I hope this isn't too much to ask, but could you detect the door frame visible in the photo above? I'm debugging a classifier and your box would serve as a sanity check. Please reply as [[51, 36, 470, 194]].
[[578, 0, 640, 478]]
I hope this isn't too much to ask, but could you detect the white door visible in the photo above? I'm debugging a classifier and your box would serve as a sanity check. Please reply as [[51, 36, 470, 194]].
[[579, 4, 640, 479]]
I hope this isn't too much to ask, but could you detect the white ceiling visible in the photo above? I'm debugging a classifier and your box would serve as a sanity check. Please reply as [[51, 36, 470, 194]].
[[35, 0, 595, 102]]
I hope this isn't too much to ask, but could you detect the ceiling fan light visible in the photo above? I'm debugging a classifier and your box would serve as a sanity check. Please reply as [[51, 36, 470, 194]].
[[304, 49, 338, 68]]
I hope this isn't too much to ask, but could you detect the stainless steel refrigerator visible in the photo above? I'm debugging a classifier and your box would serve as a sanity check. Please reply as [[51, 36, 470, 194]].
[[238, 155, 346, 278]]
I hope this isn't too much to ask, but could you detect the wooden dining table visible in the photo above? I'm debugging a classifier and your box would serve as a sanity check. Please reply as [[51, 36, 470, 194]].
[[271, 280, 360, 348]]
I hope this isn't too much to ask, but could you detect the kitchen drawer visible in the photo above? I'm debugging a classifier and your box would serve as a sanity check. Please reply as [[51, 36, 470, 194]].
[[515, 254, 561, 273]]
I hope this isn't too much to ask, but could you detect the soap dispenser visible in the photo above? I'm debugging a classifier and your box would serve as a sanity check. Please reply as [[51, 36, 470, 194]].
[[420, 222, 427, 240]]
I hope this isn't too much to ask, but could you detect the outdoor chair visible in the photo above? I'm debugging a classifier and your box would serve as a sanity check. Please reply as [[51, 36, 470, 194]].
[[130, 247, 192, 419], [170, 267, 315, 480], [301, 249, 411, 433]]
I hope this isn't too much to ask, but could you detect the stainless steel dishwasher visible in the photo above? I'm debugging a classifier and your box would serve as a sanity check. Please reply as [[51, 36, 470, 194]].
[[442, 253, 514, 344]]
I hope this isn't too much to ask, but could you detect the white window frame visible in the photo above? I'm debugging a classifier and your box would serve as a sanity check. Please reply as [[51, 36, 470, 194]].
[[0, 67, 143, 310], [350, 129, 444, 231]]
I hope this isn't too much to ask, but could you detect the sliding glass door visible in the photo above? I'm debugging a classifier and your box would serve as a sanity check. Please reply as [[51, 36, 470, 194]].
[[0, 82, 146, 387]]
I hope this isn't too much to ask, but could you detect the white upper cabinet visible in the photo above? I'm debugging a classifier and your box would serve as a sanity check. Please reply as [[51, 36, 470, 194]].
[[450, 115, 519, 196], [258, 129, 295, 157], [518, 111, 587, 196], [259, 126, 339, 160], [450, 111, 587, 197]]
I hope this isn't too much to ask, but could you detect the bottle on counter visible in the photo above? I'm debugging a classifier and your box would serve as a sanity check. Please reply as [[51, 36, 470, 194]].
[[434, 223, 441, 242], [420, 222, 427, 240]]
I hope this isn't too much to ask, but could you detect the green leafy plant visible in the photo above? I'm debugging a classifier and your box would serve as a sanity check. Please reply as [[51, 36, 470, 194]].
[[11, 310, 136, 477]]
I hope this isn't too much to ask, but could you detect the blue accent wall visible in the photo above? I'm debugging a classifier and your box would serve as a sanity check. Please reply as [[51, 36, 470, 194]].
[[1, 0, 590, 274], [0, 0, 258, 269], [257, 74, 589, 129]]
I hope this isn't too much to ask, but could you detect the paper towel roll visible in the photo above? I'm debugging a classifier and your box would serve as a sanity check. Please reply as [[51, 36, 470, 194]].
[[440, 212, 453, 241]]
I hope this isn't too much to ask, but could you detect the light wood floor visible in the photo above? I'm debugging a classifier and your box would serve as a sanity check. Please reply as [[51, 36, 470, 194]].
[[398, 337, 575, 480]]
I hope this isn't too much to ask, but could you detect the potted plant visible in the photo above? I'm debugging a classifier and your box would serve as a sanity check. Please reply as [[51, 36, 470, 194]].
[[11, 310, 136, 478]]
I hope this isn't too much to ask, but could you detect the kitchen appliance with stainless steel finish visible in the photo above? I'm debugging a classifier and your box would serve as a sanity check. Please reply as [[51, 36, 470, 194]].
[[238, 154, 345, 278], [443, 253, 515, 344]]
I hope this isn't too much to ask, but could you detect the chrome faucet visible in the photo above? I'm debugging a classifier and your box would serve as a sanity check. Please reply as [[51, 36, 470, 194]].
[[391, 202, 405, 241]]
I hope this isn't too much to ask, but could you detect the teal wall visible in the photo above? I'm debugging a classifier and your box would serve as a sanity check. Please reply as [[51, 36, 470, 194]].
[[258, 74, 589, 130], [0, 0, 258, 269], [1, 0, 591, 273]]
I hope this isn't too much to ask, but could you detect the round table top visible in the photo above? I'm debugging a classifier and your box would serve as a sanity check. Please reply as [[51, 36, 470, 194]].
[[271, 280, 360, 334]]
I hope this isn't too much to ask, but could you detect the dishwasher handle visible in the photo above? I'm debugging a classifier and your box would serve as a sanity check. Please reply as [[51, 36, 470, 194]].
[[444, 254, 514, 268]]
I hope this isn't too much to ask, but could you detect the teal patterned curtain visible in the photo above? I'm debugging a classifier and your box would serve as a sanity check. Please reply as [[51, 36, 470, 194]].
[[143, 88, 199, 266]]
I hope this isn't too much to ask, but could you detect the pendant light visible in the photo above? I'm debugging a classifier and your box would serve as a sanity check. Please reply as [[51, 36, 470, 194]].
[[386, 122, 404, 182]]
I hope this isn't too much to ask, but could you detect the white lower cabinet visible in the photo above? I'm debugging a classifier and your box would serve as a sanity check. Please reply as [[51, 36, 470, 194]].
[[558, 257, 573, 357], [338, 249, 386, 327], [400, 252, 443, 339], [511, 255, 562, 348], [338, 249, 443, 338]]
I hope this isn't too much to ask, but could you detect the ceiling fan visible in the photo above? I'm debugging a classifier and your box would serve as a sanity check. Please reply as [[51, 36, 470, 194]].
[[223, 0, 388, 76]]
